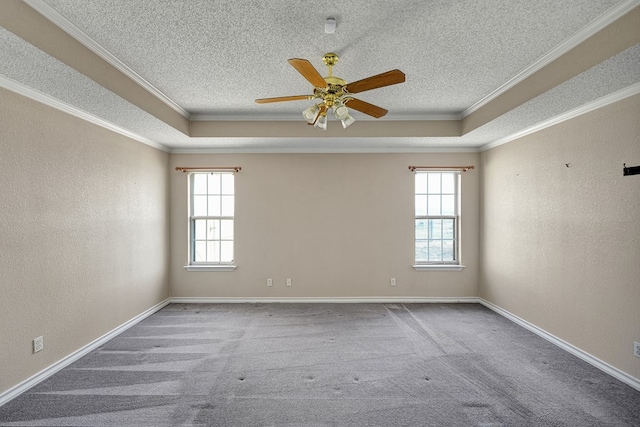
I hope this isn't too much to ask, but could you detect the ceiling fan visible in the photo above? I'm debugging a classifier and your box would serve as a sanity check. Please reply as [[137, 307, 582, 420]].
[[255, 53, 405, 130]]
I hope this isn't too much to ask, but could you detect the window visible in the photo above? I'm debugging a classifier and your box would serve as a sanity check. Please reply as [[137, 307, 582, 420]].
[[188, 172, 235, 269], [415, 171, 459, 266]]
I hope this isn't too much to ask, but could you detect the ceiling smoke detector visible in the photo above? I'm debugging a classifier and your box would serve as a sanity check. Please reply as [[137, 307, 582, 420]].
[[325, 17, 336, 34]]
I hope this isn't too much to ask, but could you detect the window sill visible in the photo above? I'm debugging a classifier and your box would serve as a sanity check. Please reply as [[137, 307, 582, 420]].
[[413, 265, 465, 271], [183, 265, 237, 272]]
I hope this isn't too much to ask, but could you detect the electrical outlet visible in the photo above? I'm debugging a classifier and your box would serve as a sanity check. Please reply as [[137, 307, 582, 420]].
[[33, 336, 44, 353], [634, 341, 640, 358], [267, 278, 273, 287], [390, 278, 396, 286], [286, 278, 292, 287]]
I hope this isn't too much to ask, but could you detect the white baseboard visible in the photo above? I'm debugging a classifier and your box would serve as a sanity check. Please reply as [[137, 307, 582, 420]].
[[479, 298, 640, 392], [0, 298, 171, 407], [3, 296, 638, 407], [169, 296, 480, 304]]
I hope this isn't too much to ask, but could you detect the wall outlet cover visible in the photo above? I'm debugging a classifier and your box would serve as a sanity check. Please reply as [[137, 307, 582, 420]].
[[33, 336, 44, 353], [634, 341, 640, 358]]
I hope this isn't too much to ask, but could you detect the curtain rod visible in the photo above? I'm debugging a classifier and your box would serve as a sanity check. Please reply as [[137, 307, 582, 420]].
[[408, 165, 475, 172], [175, 166, 241, 173]]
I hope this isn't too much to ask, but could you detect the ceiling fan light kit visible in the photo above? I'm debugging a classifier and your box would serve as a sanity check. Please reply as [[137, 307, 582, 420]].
[[256, 53, 405, 130]]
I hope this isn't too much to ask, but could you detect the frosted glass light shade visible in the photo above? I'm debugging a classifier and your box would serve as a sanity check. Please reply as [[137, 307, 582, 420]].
[[341, 114, 355, 128], [334, 105, 349, 120], [314, 113, 328, 130], [302, 105, 320, 123]]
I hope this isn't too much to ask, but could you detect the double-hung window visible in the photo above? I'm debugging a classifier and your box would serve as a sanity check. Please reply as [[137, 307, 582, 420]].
[[415, 171, 460, 267], [187, 172, 235, 270]]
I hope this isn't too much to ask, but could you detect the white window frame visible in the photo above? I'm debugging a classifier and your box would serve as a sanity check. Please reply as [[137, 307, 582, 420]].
[[413, 171, 464, 271], [184, 171, 237, 272]]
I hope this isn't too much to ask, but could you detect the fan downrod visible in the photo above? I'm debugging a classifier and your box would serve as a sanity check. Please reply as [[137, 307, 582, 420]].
[[322, 53, 340, 78]]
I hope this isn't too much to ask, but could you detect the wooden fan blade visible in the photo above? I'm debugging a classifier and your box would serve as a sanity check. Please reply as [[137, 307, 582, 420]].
[[255, 95, 311, 104], [345, 98, 388, 118], [288, 58, 328, 88], [346, 69, 405, 94]]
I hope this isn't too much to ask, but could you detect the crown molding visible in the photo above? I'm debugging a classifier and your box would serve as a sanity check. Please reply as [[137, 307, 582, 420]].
[[190, 112, 462, 121], [462, 0, 640, 119], [480, 82, 640, 151], [0, 75, 170, 152], [168, 145, 481, 154], [23, 0, 191, 120]]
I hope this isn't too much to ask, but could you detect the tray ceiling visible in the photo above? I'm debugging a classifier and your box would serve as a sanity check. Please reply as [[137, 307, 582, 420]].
[[1, 0, 639, 152]]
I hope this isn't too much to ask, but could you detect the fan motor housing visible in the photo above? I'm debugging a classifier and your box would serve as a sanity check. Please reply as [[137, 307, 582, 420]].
[[315, 76, 347, 104]]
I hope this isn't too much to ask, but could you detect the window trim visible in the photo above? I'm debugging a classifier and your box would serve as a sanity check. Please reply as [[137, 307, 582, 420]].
[[184, 171, 237, 271], [184, 265, 237, 272], [414, 170, 462, 268]]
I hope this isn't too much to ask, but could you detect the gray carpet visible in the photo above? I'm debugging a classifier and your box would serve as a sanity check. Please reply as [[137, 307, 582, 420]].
[[1, 303, 639, 426]]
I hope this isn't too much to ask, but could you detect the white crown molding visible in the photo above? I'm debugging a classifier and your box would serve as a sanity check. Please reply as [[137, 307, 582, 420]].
[[0, 75, 170, 153], [168, 145, 481, 154], [190, 112, 462, 121], [0, 299, 171, 407], [479, 299, 640, 392], [23, 0, 191, 120], [462, 0, 640, 119], [480, 82, 640, 151]]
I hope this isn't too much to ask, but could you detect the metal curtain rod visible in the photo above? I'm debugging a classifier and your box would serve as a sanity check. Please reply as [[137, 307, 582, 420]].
[[175, 166, 242, 173], [408, 165, 475, 172]]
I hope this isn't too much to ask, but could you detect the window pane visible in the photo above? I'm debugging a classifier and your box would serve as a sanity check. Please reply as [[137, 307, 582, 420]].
[[193, 174, 207, 194], [220, 241, 233, 262], [221, 220, 234, 240], [208, 196, 221, 216], [221, 196, 234, 216], [415, 241, 428, 262], [442, 195, 455, 215], [193, 195, 207, 216], [442, 219, 455, 239], [194, 219, 206, 239], [428, 173, 441, 193], [415, 219, 428, 240], [428, 240, 443, 261], [415, 173, 427, 194], [207, 220, 220, 240], [194, 241, 207, 262], [208, 173, 221, 194], [442, 173, 455, 194], [427, 195, 441, 215], [428, 219, 442, 239], [443, 240, 455, 261], [221, 174, 234, 195], [207, 241, 220, 262], [415, 195, 427, 216]]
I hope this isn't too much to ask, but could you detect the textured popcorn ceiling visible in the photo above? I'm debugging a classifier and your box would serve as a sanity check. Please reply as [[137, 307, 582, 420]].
[[1, 0, 639, 151], [41, 0, 620, 115]]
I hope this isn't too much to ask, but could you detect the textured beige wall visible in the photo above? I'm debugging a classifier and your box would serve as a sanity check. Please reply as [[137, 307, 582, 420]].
[[0, 89, 170, 394], [480, 93, 640, 380], [170, 152, 480, 298]]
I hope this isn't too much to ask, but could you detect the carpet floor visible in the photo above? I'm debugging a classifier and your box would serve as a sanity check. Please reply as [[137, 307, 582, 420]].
[[1, 303, 639, 426]]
